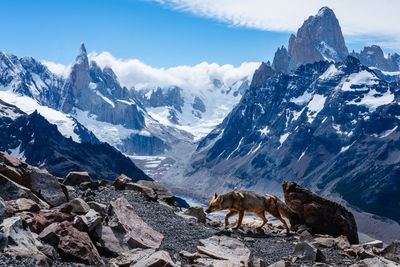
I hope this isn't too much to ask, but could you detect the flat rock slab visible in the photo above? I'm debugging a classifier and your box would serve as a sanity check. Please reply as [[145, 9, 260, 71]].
[[94, 225, 131, 255], [130, 250, 176, 267], [110, 197, 164, 249], [197, 235, 251, 263]]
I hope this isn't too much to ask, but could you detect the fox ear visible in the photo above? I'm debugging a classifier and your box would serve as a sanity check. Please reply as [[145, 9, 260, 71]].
[[214, 192, 218, 198], [217, 195, 224, 203]]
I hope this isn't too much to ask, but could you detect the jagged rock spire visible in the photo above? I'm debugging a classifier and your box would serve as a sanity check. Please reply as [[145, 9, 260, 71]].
[[75, 42, 89, 66], [288, 6, 348, 65]]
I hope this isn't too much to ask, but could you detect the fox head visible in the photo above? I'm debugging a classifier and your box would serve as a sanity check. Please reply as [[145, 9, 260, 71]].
[[205, 192, 224, 213]]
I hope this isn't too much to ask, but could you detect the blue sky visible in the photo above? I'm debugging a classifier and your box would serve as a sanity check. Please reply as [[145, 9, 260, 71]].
[[1, 0, 398, 67]]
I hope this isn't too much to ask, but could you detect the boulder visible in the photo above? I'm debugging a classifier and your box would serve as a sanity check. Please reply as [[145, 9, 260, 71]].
[[17, 209, 73, 234], [125, 182, 157, 200], [380, 240, 400, 263], [184, 206, 207, 224], [137, 180, 174, 204], [315, 237, 336, 248], [131, 250, 176, 267], [0, 174, 49, 208], [292, 241, 326, 262], [94, 224, 131, 255], [69, 198, 90, 214], [3, 247, 52, 267], [39, 221, 105, 266], [79, 209, 102, 232], [25, 167, 67, 207], [112, 174, 132, 190], [63, 171, 92, 186], [5, 198, 41, 215], [110, 197, 164, 249], [359, 257, 400, 267], [108, 248, 156, 266], [197, 235, 251, 263], [0, 216, 39, 252], [282, 181, 359, 244], [362, 240, 384, 249]]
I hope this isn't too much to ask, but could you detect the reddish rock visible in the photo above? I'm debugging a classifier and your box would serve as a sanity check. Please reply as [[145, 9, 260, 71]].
[[39, 221, 104, 266], [112, 174, 132, 190], [110, 197, 164, 249], [282, 181, 359, 244], [0, 164, 23, 184], [0, 152, 27, 168], [63, 171, 92, 186], [94, 224, 131, 255], [17, 209, 73, 234], [5, 198, 41, 215]]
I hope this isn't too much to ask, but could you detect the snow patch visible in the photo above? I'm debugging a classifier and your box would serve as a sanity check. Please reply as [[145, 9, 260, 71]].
[[341, 70, 378, 91], [258, 126, 270, 136], [290, 91, 313, 105], [307, 94, 326, 123], [0, 91, 80, 142], [347, 88, 394, 111]]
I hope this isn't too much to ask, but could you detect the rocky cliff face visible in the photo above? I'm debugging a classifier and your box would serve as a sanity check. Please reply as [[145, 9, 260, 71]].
[[0, 100, 150, 180], [351, 45, 400, 72], [272, 7, 349, 74], [174, 57, 400, 241], [288, 7, 348, 65]]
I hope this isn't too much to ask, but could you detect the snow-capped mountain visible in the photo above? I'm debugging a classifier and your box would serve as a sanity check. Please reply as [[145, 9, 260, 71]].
[[0, 99, 150, 180], [167, 56, 400, 242]]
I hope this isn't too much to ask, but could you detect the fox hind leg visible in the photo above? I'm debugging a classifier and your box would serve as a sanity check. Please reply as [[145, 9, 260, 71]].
[[225, 210, 238, 226], [255, 211, 268, 229]]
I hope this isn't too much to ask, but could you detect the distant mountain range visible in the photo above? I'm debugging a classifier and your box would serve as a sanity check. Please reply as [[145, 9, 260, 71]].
[[161, 7, 400, 243]]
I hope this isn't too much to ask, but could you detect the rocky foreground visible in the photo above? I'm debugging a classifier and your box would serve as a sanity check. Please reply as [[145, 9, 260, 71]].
[[0, 152, 399, 267]]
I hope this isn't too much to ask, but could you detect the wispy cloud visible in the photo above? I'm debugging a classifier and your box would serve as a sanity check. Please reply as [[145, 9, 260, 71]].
[[150, 0, 400, 50], [43, 52, 260, 91]]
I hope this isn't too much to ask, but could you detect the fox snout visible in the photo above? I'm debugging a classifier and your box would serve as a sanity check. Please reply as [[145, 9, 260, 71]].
[[205, 207, 212, 213]]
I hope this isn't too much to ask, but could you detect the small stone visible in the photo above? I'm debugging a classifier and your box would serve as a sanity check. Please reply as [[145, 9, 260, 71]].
[[299, 230, 315, 243], [69, 198, 90, 214], [197, 235, 251, 262], [380, 240, 400, 264], [184, 206, 207, 224], [112, 174, 132, 190], [63, 171, 92, 186], [245, 237, 255, 242], [268, 260, 292, 267]]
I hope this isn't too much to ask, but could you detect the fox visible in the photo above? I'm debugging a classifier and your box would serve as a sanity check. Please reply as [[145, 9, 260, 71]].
[[205, 191, 299, 233]]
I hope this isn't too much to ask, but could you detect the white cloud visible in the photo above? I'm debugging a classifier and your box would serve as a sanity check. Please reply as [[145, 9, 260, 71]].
[[88, 51, 259, 90], [42, 61, 72, 79], [151, 0, 400, 49]]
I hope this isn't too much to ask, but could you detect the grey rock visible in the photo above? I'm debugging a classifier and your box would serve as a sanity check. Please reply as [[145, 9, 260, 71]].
[[94, 224, 131, 255], [268, 260, 291, 267], [87, 201, 108, 217], [292, 241, 326, 263], [108, 248, 155, 266], [0, 216, 39, 252], [184, 206, 207, 224], [137, 180, 174, 204], [63, 171, 92, 186], [380, 240, 400, 263], [79, 209, 102, 232], [0, 232, 8, 250], [194, 257, 244, 267], [351, 45, 400, 72], [110, 197, 164, 249], [3, 247, 51, 267], [69, 198, 90, 214], [26, 167, 67, 207], [272, 46, 296, 74], [197, 235, 251, 262], [130, 250, 176, 267], [112, 174, 132, 190]]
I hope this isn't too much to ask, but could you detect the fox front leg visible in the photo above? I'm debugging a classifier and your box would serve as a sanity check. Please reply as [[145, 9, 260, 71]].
[[224, 210, 238, 226], [232, 210, 244, 229]]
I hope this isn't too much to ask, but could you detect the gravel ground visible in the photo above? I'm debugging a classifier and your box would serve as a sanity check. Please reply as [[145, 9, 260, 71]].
[[86, 186, 358, 266], [0, 253, 38, 267]]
